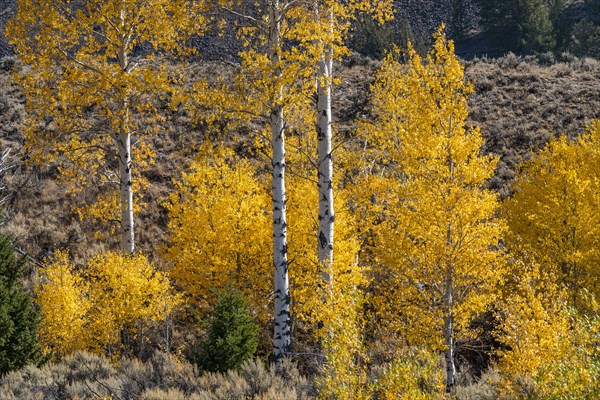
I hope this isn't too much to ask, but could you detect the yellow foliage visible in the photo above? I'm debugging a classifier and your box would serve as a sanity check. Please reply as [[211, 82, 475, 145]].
[[187, 0, 393, 133], [360, 28, 506, 360], [505, 121, 600, 311], [496, 259, 600, 398], [317, 289, 369, 400], [163, 143, 364, 324], [287, 177, 367, 400], [163, 139, 367, 394], [37, 251, 179, 358], [279, 123, 367, 397], [287, 175, 363, 323], [163, 147, 272, 319], [6, 0, 205, 239], [301, 0, 394, 67], [500, 123, 600, 397], [185, 2, 315, 130], [36, 251, 90, 357]]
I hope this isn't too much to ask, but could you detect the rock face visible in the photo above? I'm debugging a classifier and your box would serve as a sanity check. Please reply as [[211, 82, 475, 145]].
[[0, 1, 14, 58], [0, 1, 483, 59], [393, 0, 480, 39]]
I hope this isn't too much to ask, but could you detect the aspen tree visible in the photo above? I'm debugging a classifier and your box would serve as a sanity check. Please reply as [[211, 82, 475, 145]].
[[163, 139, 365, 387], [7, 0, 203, 253], [37, 251, 178, 358], [208, 0, 318, 362], [310, 0, 392, 291], [163, 146, 272, 322], [505, 121, 600, 310], [361, 30, 506, 390], [196, 0, 392, 365], [269, 3, 291, 363], [283, 152, 366, 398], [495, 256, 600, 397], [306, 7, 392, 389]]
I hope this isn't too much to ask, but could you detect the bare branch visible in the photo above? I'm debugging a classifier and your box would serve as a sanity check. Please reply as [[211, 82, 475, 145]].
[[0, 149, 14, 210], [0, 6, 13, 19], [220, 6, 264, 27], [15, 247, 46, 269], [56, 44, 107, 77]]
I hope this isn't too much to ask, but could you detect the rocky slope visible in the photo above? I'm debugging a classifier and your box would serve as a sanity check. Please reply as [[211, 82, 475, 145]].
[[0, 1, 13, 58], [0, 1, 476, 59]]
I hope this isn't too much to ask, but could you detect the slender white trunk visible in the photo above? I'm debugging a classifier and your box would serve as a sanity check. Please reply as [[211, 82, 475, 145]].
[[572, 261, 578, 309], [117, 25, 134, 254], [444, 218, 456, 390], [443, 271, 456, 391], [316, 8, 334, 290], [270, 1, 291, 363], [0, 149, 11, 208], [118, 128, 134, 254]]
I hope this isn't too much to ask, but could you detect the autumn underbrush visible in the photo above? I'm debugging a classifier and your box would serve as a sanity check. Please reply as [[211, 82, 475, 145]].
[[0, 351, 315, 400], [0, 349, 550, 400], [451, 369, 500, 400]]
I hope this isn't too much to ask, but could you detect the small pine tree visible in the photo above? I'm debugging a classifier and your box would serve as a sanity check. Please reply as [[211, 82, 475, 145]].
[[571, 20, 600, 58], [0, 234, 40, 375], [548, 0, 568, 50], [522, 0, 555, 52], [479, 0, 556, 52], [197, 290, 259, 372]]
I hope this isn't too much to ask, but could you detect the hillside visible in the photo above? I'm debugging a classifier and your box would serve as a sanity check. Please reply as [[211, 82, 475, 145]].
[[1, 52, 599, 262], [0, 1, 460, 58], [1, 1, 599, 61], [0, 1, 476, 58]]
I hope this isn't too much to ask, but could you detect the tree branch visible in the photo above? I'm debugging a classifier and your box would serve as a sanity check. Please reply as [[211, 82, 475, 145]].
[[0, 6, 13, 19]]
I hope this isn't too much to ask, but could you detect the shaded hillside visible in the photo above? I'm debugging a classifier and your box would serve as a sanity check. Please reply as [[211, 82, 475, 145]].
[[0, 0, 481, 59], [0, 1, 12, 57], [1, 53, 600, 262], [0, 1, 598, 60], [393, 0, 479, 37]]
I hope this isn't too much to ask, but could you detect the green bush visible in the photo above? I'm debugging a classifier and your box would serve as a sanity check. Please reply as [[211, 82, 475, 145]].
[[0, 234, 40, 376], [197, 289, 259, 372]]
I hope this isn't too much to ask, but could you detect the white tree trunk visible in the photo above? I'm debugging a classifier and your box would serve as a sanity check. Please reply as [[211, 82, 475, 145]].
[[443, 271, 456, 391], [444, 145, 456, 390], [270, 1, 291, 363], [316, 15, 334, 290], [117, 33, 134, 254], [118, 128, 134, 254], [0, 148, 11, 209], [271, 104, 290, 363]]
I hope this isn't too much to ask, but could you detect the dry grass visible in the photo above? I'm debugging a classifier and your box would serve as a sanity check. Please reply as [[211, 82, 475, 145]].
[[0, 351, 314, 400], [466, 53, 600, 196]]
